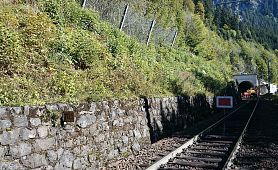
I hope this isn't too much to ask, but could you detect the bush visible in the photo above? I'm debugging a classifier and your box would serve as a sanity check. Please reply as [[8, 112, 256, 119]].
[[0, 0, 277, 106]]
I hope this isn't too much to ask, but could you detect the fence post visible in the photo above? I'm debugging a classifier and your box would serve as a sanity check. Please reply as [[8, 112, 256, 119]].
[[82, 0, 87, 8], [171, 31, 178, 47], [119, 4, 129, 30], [146, 19, 156, 46]]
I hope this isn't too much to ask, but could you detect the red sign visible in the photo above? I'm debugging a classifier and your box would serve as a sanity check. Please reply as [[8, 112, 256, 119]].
[[216, 96, 233, 108]]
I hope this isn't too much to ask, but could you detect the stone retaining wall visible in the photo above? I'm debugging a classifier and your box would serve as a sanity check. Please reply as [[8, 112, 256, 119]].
[[143, 95, 214, 142], [0, 96, 214, 169]]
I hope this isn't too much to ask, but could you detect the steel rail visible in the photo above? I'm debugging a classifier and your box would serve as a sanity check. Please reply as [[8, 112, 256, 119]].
[[222, 99, 259, 170], [265, 102, 278, 106], [146, 103, 246, 170]]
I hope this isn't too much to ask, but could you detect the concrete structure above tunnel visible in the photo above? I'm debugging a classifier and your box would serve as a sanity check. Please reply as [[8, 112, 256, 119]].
[[233, 74, 259, 87], [233, 74, 259, 93]]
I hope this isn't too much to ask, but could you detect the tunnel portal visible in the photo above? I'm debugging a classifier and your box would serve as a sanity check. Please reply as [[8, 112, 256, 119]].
[[238, 81, 254, 94], [233, 74, 258, 92]]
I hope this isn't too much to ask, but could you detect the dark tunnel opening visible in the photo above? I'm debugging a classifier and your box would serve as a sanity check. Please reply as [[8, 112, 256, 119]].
[[238, 81, 254, 94]]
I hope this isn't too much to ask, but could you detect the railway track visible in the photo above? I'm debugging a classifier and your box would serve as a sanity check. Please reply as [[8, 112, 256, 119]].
[[230, 101, 278, 169], [146, 100, 259, 170]]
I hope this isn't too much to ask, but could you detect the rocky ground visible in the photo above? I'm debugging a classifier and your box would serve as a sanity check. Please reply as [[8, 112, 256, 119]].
[[106, 137, 189, 169], [106, 101, 278, 170], [232, 101, 278, 169], [105, 107, 229, 170]]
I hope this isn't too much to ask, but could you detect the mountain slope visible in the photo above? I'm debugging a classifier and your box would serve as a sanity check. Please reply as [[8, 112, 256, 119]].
[[0, 0, 277, 106], [209, 0, 278, 49]]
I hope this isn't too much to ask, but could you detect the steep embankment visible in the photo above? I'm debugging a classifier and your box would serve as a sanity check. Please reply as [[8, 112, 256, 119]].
[[0, 0, 277, 106]]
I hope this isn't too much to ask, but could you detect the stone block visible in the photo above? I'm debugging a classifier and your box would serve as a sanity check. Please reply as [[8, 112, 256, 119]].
[[133, 130, 142, 139], [80, 145, 90, 157], [0, 107, 8, 118], [34, 138, 55, 151], [0, 160, 25, 170], [113, 118, 124, 127], [65, 139, 74, 148], [142, 128, 149, 138], [0, 129, 20, 145], [37, 126, 48, 138], [23, 106, 30, 115], [89, 124, 99, 136], [0, 146, 6, 158], [47, 150, 58, 163], [30, 118, 41, 127], [95, 134, 105, 142], [73, 136, 87, 146], [59, 150, 74, 168], [88, 154, 96, 163], [123, 116, 132, 124], [14, 115, 28, 127], [100, 141, 109, 150], [82, 128, 90, 136], [156, 120, 163, 130], [107, 149, 119, 160], [108, 138, 114, 145], [118, 108, 125, 117], [57, 103, 72, 111], [97, 111, 106, 122], [63, 125, 75, 133], [122, 136, 129, 145], [19, 128, 32, 140], [0, 119, 12, 130], [10, 142, 32, 157], [140, 118, 146, 125], [72, 147, 81, 156], [11, 107, 22, 115], [73, 158, 82, 170], [33, 165, 54, 170], [128, 130, 134, 137], [137, 115, 143, 122], [102, 101, 110, 111], [112, 119, 119, 126], [76, 114, 96, 128], [42, 121, 52, 126], [57, 148, 64, 160], [54, 163, 71, 170], [112, 100, 120, 108], [75, 103, 90, 112], [115, 141, 123, 148], [45, 104, 58, 111], [119, 147, 128, 154], [100, 122, 109, 131], [132, 143, 140, 152], [48, 127, 57, 136], [28, 129, 37, 139], [21, 153, 48, 169], [73, 158, 89, 169], [89, 102, 96, 113], [109, 110, 117, 120]]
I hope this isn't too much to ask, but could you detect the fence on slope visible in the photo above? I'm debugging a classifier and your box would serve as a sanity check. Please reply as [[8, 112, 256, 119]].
[[82, 0, 178, 46]]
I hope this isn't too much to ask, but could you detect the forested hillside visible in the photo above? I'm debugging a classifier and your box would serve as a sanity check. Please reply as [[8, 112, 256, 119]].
[[0, 0, 277, 106], [206, 0, 278, 49]]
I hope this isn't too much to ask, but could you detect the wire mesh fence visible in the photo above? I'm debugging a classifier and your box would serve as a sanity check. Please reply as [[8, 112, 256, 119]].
[[84, 0, 177, 46], [121, 5, 153, 43], [85, 0, 125, 28], [152, 25, 178, 46]]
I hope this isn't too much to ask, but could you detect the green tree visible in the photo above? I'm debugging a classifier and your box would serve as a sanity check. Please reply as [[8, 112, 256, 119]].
[[183, 0, 195, 12], [184, 14, 206, 49], [195, 1, 205, 20]]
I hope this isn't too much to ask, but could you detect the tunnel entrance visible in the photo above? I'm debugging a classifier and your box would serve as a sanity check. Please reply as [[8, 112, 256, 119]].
[[238, 81, 254, 94]]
